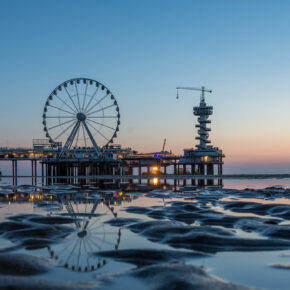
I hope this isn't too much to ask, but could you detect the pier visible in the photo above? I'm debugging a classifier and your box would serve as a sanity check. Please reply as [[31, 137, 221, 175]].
[[0, 79, 225, 188]]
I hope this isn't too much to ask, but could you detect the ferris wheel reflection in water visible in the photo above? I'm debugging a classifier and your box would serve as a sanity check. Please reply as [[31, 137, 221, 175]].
[[47, 191, 127, 272]]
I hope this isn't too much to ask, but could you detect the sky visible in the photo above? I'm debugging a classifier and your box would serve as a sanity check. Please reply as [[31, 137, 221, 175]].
[[0, 0, 290, 173]]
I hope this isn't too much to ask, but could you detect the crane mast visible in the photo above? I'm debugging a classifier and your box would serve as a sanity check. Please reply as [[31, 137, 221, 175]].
[[162, 138, 166, 152]]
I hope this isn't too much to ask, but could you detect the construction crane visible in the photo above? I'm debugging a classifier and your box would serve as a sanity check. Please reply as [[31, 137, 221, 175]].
[[162, 138, 166, 152], [176, 86, 212, 102]]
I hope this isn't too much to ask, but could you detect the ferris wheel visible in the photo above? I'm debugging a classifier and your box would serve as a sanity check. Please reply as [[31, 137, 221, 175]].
[[42, 78, 120, 156]]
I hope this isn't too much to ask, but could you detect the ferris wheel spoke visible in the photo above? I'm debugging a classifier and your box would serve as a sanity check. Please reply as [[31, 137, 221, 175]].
[[84, 87, 99, 112], [81, 122, 88, 148], [87, 102, 113, 116], [46, 116, 75, 119], [83, 239, 89, 256], [74, 123, 81, 148], [86, 218, 103, 230], [65, 239, 81, 265], [75, 82, 81, 111], [85, 93, 109, 114], [58, 237, 78, 257], [94, 231, 117, 235], [87, 122, 110, 142], [87, 224, 104, 234], [85, 238, 95, 252], [55, 121, 77, 140], [49, 104, 76, 116], [88, 220, 104, 231], [90, 116, 118, 119], [64, 86, 79, 112], [55, 94, 77, 114], [90, 233, 108, 245], [48, 119, 75, 130], [87, 119, 115, 130], [86, 238, 102, 250], [82, 82, 88, 111], [76, 238, 83, 269]]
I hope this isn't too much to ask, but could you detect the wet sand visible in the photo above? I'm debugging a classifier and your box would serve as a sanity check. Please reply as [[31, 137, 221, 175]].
[[0, 183, 290, 289]]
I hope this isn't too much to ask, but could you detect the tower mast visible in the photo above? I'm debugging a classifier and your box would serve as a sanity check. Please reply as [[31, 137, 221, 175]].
[[176, 86, 213, 149]]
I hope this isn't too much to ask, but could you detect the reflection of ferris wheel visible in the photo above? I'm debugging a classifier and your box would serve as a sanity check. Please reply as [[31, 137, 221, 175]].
[[42, 78, 120, 156], [48, 195, 121, 272]]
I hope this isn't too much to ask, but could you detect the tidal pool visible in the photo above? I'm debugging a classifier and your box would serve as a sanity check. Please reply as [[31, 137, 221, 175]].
[[0, 180, 290, 289]]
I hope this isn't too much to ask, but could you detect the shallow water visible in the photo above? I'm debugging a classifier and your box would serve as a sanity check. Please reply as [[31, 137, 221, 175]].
[[0, 179, 290, 289]]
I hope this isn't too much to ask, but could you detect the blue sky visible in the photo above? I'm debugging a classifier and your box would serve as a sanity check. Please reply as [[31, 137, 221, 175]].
[[1, 0, 290, 173]]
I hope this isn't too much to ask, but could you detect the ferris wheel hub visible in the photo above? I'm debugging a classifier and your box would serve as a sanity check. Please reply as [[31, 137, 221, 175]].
[[76, 112, 86, 121], [77, 230, 87, 238]]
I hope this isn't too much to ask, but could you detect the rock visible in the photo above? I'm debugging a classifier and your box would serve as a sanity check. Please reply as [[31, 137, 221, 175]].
[[7, 214, 42, 222], [235, 219, 290, 240], [223, 201, 290, 219], [0, 253, 52, 275], [269, 263, 290, 269], [20, 238, 57, 250], [0, 275, 96, 289], [28, 216, 78, 225], [0, 221, 32, 234], [93, 248, 210, 266], [128, 220, 290, 253], [3, 224, 74, 242], [125, 206, 151, 214], [125, 263, 251, 290], [105, 218, 141, 227]]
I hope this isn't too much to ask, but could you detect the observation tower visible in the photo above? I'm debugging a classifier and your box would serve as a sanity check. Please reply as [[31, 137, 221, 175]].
[[177, 86, 224, 186]]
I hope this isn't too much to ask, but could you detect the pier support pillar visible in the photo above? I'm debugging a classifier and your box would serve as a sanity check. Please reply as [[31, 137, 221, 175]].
[[147, 166, 150, 185], [207, 164, 214, 186], [198, 164, 205, 186], [138, 165, 141, 184], [191, 164, 195, 186], [218, 164, 223, 187]]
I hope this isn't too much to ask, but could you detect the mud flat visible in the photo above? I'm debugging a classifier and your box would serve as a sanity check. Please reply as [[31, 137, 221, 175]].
[[0, 184, 290, 289]]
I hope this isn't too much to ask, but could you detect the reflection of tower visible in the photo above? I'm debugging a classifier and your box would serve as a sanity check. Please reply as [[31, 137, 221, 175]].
[[176, 86, 224, 188], [193, 87, 213, 149]]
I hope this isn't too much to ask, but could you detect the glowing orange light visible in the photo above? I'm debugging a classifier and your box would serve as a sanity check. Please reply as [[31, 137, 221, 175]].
[[153, 177, 159, 185]]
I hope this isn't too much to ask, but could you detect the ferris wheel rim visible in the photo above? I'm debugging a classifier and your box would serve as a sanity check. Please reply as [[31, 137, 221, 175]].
[[42, 77, 121, 149]]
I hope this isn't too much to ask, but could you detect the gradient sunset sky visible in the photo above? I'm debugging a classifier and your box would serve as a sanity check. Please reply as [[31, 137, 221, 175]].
[[1, 0, 290, 173]]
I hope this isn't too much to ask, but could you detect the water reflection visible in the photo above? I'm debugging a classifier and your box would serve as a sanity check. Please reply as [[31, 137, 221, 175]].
[[1, 181, 290, 289], [47, 193, 123, 272], [0, 187, 132, 273]]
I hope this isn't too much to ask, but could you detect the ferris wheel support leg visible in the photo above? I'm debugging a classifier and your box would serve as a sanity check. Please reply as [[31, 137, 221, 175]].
[[82, 121, 103, 158], [58, 121, 81, 158]]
